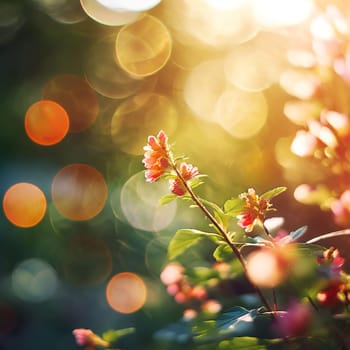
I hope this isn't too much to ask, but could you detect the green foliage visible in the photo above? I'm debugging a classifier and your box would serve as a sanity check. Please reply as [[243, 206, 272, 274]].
[[193, 307, 277, 345], [260, 187, 287, 200], [168, 229, 221, 260], [216, 337, 281, 350], [159, 193, 178, 205], [223, 197, 245, 217], [102, 327, 135, 344], [213, 244, 234, 262]]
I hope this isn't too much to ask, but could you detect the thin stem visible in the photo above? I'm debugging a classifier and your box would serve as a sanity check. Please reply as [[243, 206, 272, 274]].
[[273, 289, 278, 313], [307, 295, 319, 312], [170, 160, 273, 314], [306, 229, 350, 244]]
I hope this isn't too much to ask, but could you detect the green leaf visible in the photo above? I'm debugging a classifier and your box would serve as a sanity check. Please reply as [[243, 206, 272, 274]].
[[189, 177, 204, 189], [102, 327, 135, 343], [199, 197, 230, 229], [218, 337, 281, 349], [213, 244, 234, 262], [159, 193, 177, 205], [168, 229, 221, 260], [224, 197, 245, 217], [293, 243, 325, 255], [261, 187, 287, 200]]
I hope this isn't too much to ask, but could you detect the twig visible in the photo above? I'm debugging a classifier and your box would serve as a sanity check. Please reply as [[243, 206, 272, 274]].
[[306, 229, 350, 244], [170, 160, 274, 315]]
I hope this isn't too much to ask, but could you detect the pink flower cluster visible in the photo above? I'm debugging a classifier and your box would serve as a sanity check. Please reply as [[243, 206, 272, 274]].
[[237, 188, 271, 232], [170, 163, 199, 196], [143, 130, 170, 183], [281, 4, 350, 227], [160, 263, 222, 320], [143, 131, 199, 196], [316, 247, 349, 307]]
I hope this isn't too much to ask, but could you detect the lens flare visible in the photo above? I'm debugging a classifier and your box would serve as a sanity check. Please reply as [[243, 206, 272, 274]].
[[25, 100, 69, 146], [213, 88, 268, 139], [106, 272, 147, 314], [110, 93, 177, 155], [115, 14, 172, 77], [246, 249, 286, 288], [184, 59, 226, 122], [84, 35, 148, 99], [120, 171, 176, 231], [252, 0, 315, 28], [51, 163, 108, 221], [96, 0, 161, 12], [11, 258, 58, 302], [3, 182, 46, 228]]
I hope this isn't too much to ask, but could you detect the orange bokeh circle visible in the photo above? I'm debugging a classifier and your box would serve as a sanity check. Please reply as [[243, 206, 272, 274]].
[[25, 100, 69, 146], [106, 272, 147, 314], [3, 182, 47, 228], [51, 163, 108, 221]]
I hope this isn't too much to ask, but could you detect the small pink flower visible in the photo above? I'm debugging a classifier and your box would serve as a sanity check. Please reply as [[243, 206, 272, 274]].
[[237, 188, 271, 233], [72, 328, 109, 348], [170, 163, 199, 196], [143, 130, 170, 183], [160, 263, 184, 285], [73, 329, 94, 346], [183, 308, 198, 320], [189, 286, 207, 300], [331, 190, 350, 227], [201, 300, 222, 314]]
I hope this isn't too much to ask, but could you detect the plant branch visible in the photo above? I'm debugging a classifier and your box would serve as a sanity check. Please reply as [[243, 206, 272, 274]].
[[306, 229, 350, 244], [170, 160, 273, 314]]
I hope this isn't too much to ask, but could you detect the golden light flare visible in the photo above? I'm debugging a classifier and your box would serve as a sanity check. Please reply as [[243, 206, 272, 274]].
[[160, 0, 258, 48], [224, 32, 286, 92], [3, 182, 47, 228], [51, 163, 108, 221], [80, 0, 141, 26], [62, 234, 113, 287], [106, 272, 147, 314], [213, 88, 268, 139], [120, 171, 177, 231], [184, 59, 227, 122], [42, 74, 99, 133], [96, 0, 161, 12], [115, 14, 172, 77], [25, 100, 69, 146], [252, 0, 315, 28], [110, 93, 177, 155], [84, 35, 149, 100]]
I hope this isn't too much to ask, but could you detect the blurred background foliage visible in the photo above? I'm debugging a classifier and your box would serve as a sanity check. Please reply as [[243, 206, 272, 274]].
[[1, 0, 349, 349]]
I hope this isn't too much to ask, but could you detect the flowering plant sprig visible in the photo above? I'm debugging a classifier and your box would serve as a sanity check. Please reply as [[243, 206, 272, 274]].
[[143, 130, 350, 349], [72, 327, 135, 350]]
